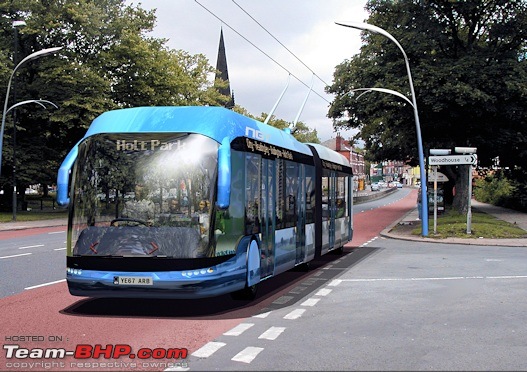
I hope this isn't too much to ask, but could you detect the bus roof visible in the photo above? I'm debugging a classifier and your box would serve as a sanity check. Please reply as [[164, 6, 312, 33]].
[[83, 106, 312, 156], [307, 143, 351, 168]]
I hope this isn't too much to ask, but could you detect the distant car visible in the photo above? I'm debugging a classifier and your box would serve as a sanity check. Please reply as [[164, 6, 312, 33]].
[[371, 183, 380, 191], [395, 182, 403, 188]]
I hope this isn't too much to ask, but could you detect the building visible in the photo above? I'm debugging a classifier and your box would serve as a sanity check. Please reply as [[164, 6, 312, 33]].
[[321, 134, 366, 191], [370, 161, 415, 186], [214, 28, 235, 109]]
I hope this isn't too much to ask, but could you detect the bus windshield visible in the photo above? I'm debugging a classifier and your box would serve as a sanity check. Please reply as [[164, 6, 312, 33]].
[[69, 133, 219, 259]]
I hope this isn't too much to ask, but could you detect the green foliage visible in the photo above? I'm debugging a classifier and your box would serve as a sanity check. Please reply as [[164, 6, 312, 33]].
[[327, 0, 527, 209], [0, 0, 231, 195], [474, 172, 515, 207]]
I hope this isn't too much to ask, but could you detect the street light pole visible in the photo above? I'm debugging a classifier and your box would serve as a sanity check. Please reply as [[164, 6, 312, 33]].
[[0, 45, 62, 221], [0, 46, 63, 176], [11, 21, 25, 221], [336, 21, 429, 236]]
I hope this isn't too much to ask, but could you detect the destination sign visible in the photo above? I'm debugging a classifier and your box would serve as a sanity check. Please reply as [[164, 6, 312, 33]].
[[429, 154, 477, 166]]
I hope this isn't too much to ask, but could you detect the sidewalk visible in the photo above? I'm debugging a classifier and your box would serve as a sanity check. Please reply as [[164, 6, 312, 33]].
[[0, 217, 67, 231], [381, 199, 527, 247]]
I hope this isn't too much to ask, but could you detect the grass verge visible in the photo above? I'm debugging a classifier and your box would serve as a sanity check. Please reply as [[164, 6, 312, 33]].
[[409, 209, 527, 239], [0, 210, 68, 223]]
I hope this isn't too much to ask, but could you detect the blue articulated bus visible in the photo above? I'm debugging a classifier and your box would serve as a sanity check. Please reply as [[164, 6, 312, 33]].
[[57, 106, 353, 299]]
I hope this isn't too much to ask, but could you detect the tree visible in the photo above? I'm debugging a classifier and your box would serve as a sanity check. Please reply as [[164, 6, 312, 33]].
[[0, 0, 229, 210], [327, 0, 527, 212]]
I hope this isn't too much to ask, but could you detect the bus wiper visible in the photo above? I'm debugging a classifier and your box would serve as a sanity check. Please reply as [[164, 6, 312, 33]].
[[89, 242, 99, 254], [148, 242, 159, 255]]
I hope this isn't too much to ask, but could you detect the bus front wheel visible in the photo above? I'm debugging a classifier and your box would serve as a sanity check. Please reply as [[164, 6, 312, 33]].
[[230, 283, 258, 300], [231, 239, 260, 301]]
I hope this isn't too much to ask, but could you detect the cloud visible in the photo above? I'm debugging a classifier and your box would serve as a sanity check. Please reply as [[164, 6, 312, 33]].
[[132, 0, 369, 142]]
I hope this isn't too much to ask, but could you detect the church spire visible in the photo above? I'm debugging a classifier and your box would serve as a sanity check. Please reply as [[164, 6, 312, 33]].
[[215, 27, 234, 109]]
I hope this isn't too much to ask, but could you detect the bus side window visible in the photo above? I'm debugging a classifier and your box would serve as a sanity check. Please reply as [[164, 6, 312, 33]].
[[321, 173, 329, 220], [336, 175, 346, 218], [245, 153, 261, 235], [284, 161, 298, 228]]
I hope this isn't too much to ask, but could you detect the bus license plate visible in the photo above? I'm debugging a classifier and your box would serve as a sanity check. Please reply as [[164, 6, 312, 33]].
[[114, 276, 153, 286]]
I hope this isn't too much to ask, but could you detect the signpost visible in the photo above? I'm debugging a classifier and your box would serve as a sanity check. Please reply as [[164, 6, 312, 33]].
[[429, 149, 451, 234], [428, 148, 477, 234], [429, 154, 477, 166]]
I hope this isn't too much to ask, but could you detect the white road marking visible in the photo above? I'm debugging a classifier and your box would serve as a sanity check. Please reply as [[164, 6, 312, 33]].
[[258, 326, 285, 340], [224, 323, 254, 336], [54, 248, 67, 251], [252, 311, 271, 318], [191, 342, 226, 358], [301, 298, 320, 307], [18, 244, 44, 250], [47, 231, 65, 234], [283, 308, 305, 320], [231, 347, 263, 363], [340, 275, 527, 283], [361, 236, 378, 247], [0, 253, 32, 259], [25, 279, 65, 290], [164, 366, 189, 371], [315, 288, 332, 296]]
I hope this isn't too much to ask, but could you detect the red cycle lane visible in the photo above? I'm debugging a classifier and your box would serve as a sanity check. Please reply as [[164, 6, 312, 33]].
[[0, 190, 417, 371], [0, 226, 66, 240]]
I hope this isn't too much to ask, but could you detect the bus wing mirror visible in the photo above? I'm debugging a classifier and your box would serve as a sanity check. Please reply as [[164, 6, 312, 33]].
[[57, 147, 78, 207], [217, 137, 231, 209]]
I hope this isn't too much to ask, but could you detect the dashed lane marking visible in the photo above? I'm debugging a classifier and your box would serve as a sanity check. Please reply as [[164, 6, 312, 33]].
[[224, 323, 254, 336], [191, 342, 226, 358], [18, 244, 45, 249], [258, 326, 285, 340], [301, 297, 320, 307], [315, 288, 332, 296], [0, 253, 32, 259], [283, 308, 305, 320], [231, 347, 264, 363], [252, 311, 271, 318]]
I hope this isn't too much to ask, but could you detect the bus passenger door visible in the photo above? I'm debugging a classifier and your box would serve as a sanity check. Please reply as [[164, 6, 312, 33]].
[[296, 164, 306, 264], [329, 171, 336, 250], [260, 158, 275, 278]]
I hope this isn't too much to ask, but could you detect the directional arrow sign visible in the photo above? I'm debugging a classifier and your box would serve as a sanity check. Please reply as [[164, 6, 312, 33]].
[[429, 154, 477, 166]]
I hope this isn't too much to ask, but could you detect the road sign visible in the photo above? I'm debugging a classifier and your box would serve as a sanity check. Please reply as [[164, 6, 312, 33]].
[[429, 154, 477, 166]]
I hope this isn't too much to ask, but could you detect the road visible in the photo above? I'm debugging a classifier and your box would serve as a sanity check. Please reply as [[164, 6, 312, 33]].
[[7, 188, 527, 371], [0, 226, 66, 298], [187, 237, 527, 371], [0, 188, 412, 299]]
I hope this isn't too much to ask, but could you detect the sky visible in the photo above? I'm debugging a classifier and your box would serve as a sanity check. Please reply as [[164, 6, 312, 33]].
[[130, 0, 370, 142]]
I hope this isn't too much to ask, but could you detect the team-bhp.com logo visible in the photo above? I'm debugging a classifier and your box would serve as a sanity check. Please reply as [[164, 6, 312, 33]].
[[4, 344, 188, 369]]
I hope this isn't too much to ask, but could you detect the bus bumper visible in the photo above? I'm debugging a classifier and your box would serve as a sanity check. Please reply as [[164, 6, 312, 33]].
[[66, 260, 247, 299]]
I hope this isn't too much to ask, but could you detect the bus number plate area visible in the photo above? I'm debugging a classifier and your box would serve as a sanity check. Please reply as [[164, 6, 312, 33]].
[[113, 276, 153, 286]]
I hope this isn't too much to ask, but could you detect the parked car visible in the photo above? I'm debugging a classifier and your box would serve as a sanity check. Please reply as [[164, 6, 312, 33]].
[[395, 182, 403, 188], [371, 182, 380, 191]]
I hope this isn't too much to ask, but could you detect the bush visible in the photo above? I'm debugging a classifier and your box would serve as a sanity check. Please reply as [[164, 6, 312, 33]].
[[474, 173, 515, 207]]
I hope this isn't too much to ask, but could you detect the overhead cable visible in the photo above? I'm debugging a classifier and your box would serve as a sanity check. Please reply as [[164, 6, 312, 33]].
[[231, 0, 331, 87], [194, 0, 331, 105]]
